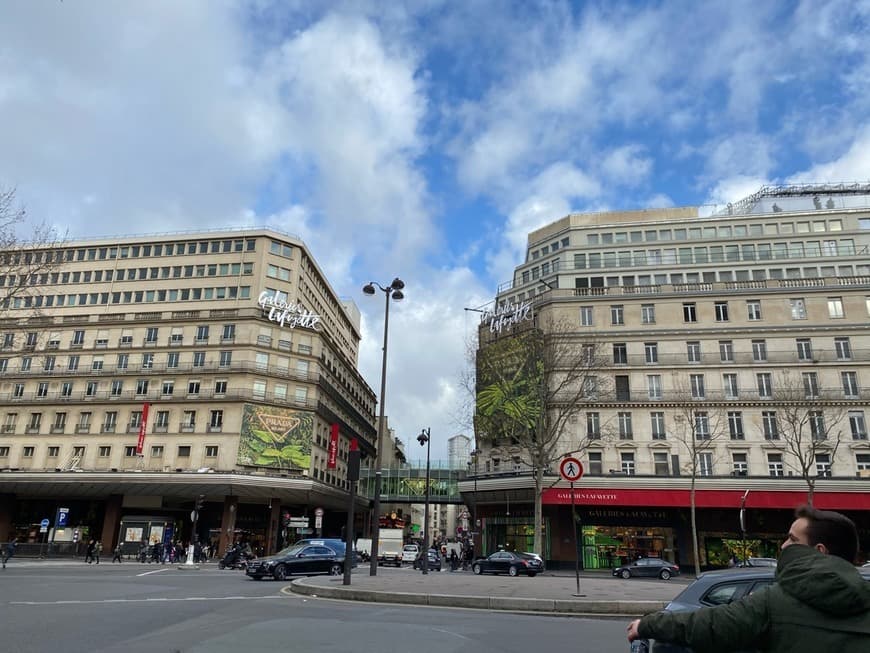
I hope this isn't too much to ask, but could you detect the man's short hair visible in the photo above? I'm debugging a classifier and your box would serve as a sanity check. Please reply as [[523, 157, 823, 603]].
[[795, 504, 859, 563]]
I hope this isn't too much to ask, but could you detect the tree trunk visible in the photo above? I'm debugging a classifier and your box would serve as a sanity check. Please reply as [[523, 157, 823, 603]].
[[534, 466, 544, 555], [690, 479, 701, 577], [806, 477, 815, 506]]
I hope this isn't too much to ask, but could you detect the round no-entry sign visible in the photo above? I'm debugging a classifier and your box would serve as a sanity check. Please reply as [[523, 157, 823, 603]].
[[559, 456, 584, 482]]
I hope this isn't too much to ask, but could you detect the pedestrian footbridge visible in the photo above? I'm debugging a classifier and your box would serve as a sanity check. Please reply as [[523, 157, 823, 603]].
[[359, 462, 465, 504]]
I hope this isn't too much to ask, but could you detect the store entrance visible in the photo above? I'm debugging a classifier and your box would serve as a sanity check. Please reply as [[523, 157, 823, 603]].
[[581, 524, 677, 569]]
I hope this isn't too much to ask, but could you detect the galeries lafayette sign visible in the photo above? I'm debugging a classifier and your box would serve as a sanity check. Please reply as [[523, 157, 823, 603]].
[[541, 487, 870, 510], [258, 291, 321, 330]]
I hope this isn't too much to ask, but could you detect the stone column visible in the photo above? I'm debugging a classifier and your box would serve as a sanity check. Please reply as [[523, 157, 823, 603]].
[[265, 498, 282, 556], [219, 495, 239, 556], [0, 494, 14, 541], [101, 494, 123, 551]]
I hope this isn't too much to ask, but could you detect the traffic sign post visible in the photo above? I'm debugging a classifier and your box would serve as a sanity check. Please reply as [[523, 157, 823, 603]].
[[559, 457, 585, 597]]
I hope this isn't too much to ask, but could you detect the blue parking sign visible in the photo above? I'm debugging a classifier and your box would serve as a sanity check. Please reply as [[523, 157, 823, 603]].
[[57, 508, 69, 528]]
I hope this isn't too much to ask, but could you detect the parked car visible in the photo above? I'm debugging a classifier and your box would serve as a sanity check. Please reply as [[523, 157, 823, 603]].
[[523, 552, 545, 570], [412, 548, 442, 571], [649, 566, 870, 653], [402, 544, 420, 564], [613, 557, 680, 580], [245, 539, 351, 581], [472, 551, 543, 577], [736, 557, 777, 568]]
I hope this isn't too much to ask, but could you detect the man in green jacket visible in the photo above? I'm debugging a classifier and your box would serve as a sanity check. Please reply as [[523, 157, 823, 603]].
[[627, 504, 870, 652]]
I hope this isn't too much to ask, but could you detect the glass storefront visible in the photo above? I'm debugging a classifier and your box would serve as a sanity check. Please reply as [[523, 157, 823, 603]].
[[581, 524, 677, 569], [484, 517, 549, 559]]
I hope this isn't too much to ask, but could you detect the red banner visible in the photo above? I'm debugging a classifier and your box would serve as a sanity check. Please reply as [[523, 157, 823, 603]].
[[327, 423, 339, 469], [135, 403, 150, 455], [541, 487, 870, 511]]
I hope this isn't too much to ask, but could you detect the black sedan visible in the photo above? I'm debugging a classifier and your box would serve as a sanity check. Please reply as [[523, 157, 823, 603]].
[[245, 542, 346, 580], [613, 557, 680, 580], [472, 551, 543, 577], [412, 548, 442, 571]]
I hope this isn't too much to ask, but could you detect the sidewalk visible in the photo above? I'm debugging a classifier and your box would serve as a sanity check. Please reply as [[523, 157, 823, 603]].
[[289, 568, 682, 616]]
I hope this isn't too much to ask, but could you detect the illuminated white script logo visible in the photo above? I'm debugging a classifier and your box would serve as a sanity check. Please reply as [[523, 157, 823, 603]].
[[481, 300, 533, 334], [258, 291, 321, 330]]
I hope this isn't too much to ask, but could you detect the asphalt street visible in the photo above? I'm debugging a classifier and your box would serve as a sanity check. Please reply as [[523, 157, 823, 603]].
[[0, 561, 652, 653]]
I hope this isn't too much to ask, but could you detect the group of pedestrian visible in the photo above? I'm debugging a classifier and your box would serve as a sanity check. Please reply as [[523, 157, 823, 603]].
[[627, 504, 870, 652], [84, 539, 103, 563]]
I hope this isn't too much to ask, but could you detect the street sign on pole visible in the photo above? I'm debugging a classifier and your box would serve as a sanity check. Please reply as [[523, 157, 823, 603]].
[[56, 507, 69, 528], [559, 457, 584, 482], [40, 518, 50, 533]]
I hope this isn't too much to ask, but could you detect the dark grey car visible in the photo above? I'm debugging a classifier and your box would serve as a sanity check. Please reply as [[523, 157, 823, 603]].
[[613, 557, 681, 580], [472, 551, 543, 577]]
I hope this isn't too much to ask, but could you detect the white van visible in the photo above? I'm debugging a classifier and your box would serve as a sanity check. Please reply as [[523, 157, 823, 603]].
[[401, 544, 419, 564]]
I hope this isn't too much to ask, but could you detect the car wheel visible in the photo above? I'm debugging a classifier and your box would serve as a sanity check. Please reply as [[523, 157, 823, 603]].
[[528, 572, 537, 577], [508, 566, 519, 577], [659, 569, 671, 580], [272, 564, 287, 581], [329, 563, 342, 576], [218, 561, 226, 570], [621, 569, 631, 579], [472, 563, 482, 575]]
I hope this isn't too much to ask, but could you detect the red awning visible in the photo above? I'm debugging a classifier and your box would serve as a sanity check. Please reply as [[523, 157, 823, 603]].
[[542, 487, 870, 510]]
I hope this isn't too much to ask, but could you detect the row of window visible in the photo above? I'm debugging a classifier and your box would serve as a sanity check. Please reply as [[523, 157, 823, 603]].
[[580, 450, 870, 477], [3, 262, 255, 289], [589, 296, 851, 327], [611, 337, 855, 365], [7, 286, 253, 310], [0, 443, 219, 460], [1, 408, 225, 434], [583, 408, 867, 441]]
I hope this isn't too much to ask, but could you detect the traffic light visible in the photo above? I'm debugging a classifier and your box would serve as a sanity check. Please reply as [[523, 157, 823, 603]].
[[195, 495, 205, 511]]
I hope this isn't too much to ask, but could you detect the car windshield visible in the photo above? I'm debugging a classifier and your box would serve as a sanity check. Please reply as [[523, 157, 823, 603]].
[[274, 544, 307, 557]]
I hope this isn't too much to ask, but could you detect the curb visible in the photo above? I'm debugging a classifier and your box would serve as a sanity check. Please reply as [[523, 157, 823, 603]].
[[288, 578, 667, 616]]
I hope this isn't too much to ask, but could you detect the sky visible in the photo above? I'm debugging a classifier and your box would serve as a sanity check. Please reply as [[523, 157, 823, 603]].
[[1, 0, 869, 462]]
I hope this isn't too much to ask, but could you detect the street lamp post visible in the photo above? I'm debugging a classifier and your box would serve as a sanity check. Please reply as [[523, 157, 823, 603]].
[[363, 277, 405, 577], [418, 427, 431, 575], [469, 448, 479, 547]]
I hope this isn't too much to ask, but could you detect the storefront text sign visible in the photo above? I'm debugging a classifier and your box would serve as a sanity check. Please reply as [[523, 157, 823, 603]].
[[258, 291, 321, 330], [481, 300, 532, 334]]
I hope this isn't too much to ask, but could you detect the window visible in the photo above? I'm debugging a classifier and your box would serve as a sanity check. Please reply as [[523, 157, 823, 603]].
[[725, 411, 744, 440], [647, 375, 662, 400], [162, 380, 174, 396], [78, 411, 92, 431], [145, 327, 159, 343], [72, 330, 85, 346], [187, 380, 201, 396], [768, 453, 784, 477], [85, 381, 98, 397], [815, 453, 832, 477], [51, 412, 66, 432], [641, 304, 655, 324], [47, 446, 59, 457], [141, 353, 154, 369], [205, 445, 218, 458], [690, 374, 705, 399], [653, 452, 670, 476], [763, 411, 778, 440], [23, 446, 35, 458], [719, 341, 734, 363], [60, 382, 72, 397], [155, 410, 169, 429], [694, 412, 710, 439], [620, 452, 636, 476], [586, 412, 600, 439], [835, 337, 852, 360], [43, 356, 56, 371], [612, 343, 627, 365], [809, 411, 826, 440], [167, 352, 179, 368], [214, 379, 227, 395], [13, 383, 24, 398], [27, 412, 42, 432], [196, 325, 210, 342], [857, 454, 870, 473], [686, 341, 701, 363], [723, 373, 738, 399], [827, 297, 844, 319], [580, 306, 593, 326], [796, 338, 813, 361], [644, 342, 658, 364], [790, 298, 807, 319], [151, 445, 164, 458], [116, 353, 128, 370], [849, 411, 867, 440], [136, 379, 149, 395], [752, 340, 767, 362], [757, 373, 772, 398], [842, 371, 859, 398], [731, 452, 749, 476], [588, 452, 602, 475], [110, 380, 123, 397], [209, 410, 223, 431], [618, 412, 633, 439], [610, 305, 624, 325], [256, 352, 269, 371], [683, 303, 697, 322], [182, 410, 196, 430], [219, 351, 232, 368], [803, 372, 819, 398], [21, 357, 32, 372], [714, 301, 729, 322], [193, 351, 206, 368], [746, 300, 762, 321], [697, 452, 713, 476], [177, 446, 191, 458], [650, 412, 666, 439]]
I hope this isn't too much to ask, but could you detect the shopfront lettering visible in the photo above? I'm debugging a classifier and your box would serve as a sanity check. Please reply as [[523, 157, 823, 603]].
[[554, 491, 619, 502], [587, 509, 668, 521], [258, 291, 321, 330], [481, 300, 533, 334]]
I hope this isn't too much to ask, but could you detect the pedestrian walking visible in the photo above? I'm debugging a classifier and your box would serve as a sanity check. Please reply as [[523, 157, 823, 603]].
[[112, 543, 123, 563], [627, 504, 870, 652], [449, 550, 459, 572], [94, 540, 103, 564], [2, 537, 18, 569], [84, 539, 95, 564]]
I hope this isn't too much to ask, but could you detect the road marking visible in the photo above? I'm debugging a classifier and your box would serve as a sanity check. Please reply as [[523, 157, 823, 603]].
[[137, 568, 171, 577], [10, 595, 286, 606]]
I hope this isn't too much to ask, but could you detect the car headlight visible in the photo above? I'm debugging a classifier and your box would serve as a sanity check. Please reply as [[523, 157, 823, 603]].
[[265, 560, 276, 567]]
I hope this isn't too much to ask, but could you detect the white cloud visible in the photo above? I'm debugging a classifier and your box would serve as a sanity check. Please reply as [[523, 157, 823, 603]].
[[788, 125, 870, 184], [600, 145, 653, 186]]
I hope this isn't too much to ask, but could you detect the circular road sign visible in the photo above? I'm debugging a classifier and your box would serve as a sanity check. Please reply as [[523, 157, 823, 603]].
[[559, 456, 584, 482]]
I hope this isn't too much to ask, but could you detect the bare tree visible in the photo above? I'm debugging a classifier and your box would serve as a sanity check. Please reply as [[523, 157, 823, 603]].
[[0, 187, 66, 315], [474, 313, 611, 556], [669, 377, 729, 576], [768, 371, 847, 505]]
